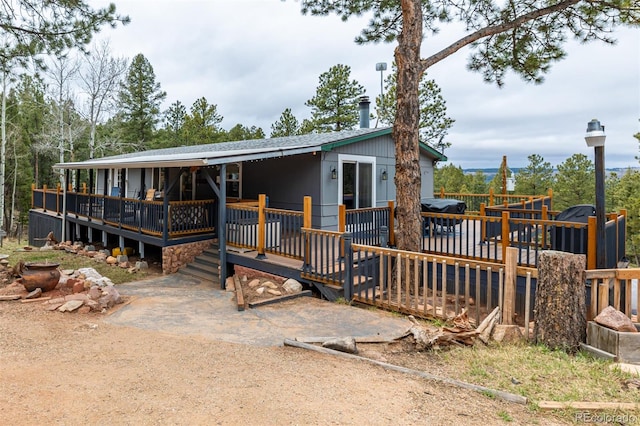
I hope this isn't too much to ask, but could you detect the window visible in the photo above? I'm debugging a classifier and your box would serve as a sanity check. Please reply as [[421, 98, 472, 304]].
[[338, 155, 376, 209]]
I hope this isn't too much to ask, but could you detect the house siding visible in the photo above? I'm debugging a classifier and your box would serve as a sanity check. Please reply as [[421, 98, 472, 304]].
[[242, 153, 322, 227]]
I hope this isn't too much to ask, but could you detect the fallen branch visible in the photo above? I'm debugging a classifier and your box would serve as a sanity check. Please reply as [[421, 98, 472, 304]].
[[283, 338, 527, 405]]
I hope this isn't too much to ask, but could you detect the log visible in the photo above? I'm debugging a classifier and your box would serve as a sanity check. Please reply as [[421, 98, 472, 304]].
[[538, 401, 640, 410], [283, 338, 527, 404], [235, 277, 245, 311], [477, 306, 500, 344], [534, 251, 586, 353]]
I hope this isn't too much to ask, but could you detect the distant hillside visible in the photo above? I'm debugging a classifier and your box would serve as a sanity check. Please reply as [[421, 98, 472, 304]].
[[462, 167, 639, 183]]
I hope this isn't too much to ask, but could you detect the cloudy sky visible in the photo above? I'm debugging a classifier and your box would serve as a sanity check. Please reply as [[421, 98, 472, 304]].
[[93, 0, 639, 169]]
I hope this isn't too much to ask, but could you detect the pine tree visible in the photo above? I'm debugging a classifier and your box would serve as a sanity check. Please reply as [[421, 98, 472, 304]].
[[515, 154, 554, 195], [296, 0, 638, 253], [183, 97, 223, 145], [270, 108, 300, 137], [553, 154, 595, 211], [376, 63, 454, 152], [117, 54, 166, 149], [305, 64, 364, 132]]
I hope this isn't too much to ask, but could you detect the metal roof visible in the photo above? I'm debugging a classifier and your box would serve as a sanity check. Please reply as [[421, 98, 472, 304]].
[[54, 127, 447, 169]]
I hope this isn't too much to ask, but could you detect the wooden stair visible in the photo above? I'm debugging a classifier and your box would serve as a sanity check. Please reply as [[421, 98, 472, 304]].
[[177, 246, 221, 286]]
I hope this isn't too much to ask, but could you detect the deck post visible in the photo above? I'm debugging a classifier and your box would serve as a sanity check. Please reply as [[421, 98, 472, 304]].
[[587, 216, 596, 270], [343, 233, 353, 301], [489, 188, 494, 206], [387, 200, 395, 247], [480, 203, 486, 242], [303, 196, 312, 229], [42, 184, 47, 212], [501, 211, 510, 258], [256, 194, 266, 259], [219, 164, 227, 289], [31, 183, 35, 208], [502, 247, 518, 325], [338, 204, 346, 233]]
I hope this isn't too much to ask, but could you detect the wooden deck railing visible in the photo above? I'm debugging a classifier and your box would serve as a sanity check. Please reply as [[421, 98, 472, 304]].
[[226, 195, 311, 260], [32, 186, 215, 238], [438, 187, 553, 214], [586, 268, 640, 321]]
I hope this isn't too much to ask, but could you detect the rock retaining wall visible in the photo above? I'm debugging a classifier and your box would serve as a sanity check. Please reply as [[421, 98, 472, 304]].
[[162, 240, 215, 274]]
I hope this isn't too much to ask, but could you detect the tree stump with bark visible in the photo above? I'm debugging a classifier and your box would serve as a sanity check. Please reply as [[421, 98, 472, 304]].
[[534, 251, 586, 353]]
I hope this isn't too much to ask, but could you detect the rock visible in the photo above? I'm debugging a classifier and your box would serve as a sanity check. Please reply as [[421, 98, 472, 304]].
[[24, 288, 42, 299], [87, 286, 102, 301], [248, 279, 261, 288], [85, 245, 95, 252], [61, 269, 75, 276], [77, 268, 113, 287], [283, 279, 303, 294], [100, 249, 110, 256], [98, 285, 121, 308], [135, 261, 148, 270], [267, 289, 282, 296], [72, 281, 85, 294], [322, 337, 358, 354], [127, 267, 137, 274], [255, 287, 265, 295], [106, 256, 117, 265], [263, 281, 278, 289], [118, 261, 130, 269], [116, 255, 129, 263], [492, 324, 524, 343], [39, 245, 54, 251], [58, 300, 84, 312], [225, 277, 235, 291], [0, 295, 21, 301], [78, 306, 91, 314], [85, 299, 100, 311], [65, 294, 88, 302], [595, 305, 637, 332]]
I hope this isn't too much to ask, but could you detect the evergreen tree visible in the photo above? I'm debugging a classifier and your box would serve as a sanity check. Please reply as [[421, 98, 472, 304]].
[[270, 108, 300, 137], [553, 153, 595, 211], [183, 97, 223, 145], [117, 54, 166, 149], [156, 100, 187, 148], [434, 164, 466, 193], [226, 124, 265, 141], [376, 63, 454, 152], [305, 64, 364, 132], [0, 1, 127, 60], [297, 0, 638, 253], [515, 154, 554, 195]]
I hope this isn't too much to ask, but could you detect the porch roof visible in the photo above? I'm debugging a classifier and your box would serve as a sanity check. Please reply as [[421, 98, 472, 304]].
[[54, 127, 447, 170]]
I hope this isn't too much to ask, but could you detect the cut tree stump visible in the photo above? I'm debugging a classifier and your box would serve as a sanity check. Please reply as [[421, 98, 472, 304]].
[[534, 250, 586, 353]]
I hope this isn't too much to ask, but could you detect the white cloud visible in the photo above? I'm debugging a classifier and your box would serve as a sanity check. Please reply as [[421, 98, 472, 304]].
[[93, 0, 639, 168]]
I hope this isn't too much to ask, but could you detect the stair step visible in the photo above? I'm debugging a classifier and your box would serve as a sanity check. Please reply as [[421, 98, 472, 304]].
[[179, 267, 219, 283], [195, 256, 219, 268]]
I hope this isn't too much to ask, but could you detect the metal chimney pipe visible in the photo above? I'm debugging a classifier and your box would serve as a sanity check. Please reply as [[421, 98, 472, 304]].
[[359, 96, 370, 129]]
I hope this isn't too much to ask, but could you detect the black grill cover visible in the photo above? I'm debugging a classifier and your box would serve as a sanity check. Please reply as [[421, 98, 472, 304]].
[[420, 198, 467, 214]]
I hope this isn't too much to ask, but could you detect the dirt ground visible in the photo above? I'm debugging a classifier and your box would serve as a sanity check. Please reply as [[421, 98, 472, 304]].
[[0, 298, 575, 425]]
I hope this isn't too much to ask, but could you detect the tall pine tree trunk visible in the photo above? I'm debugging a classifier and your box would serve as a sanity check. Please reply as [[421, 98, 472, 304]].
[[0, 74, 7, 233], [393, 0, 423, 253]]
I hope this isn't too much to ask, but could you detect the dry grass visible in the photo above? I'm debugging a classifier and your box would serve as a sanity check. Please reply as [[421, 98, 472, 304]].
[[374, 331, 640, 423], [0, 238, 160, 285]]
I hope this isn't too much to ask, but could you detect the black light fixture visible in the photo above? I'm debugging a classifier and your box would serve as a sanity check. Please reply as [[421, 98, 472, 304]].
[[381, 169, 388, 181], [331, 167, 337, 180]]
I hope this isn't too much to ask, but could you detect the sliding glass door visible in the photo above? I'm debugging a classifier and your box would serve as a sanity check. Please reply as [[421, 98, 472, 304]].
[[339, 155, 375, 209]]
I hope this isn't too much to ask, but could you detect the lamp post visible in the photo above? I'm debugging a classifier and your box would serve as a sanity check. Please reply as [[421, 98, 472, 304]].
[[375, 62, 387, 121], [584, 119, 606, 269]]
